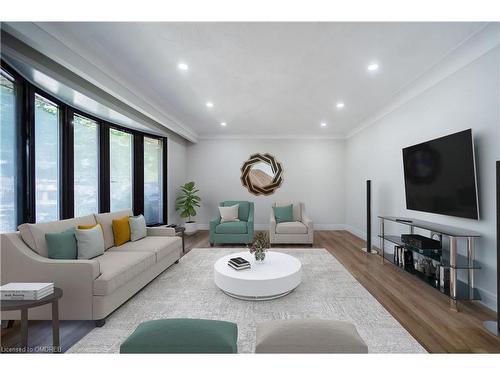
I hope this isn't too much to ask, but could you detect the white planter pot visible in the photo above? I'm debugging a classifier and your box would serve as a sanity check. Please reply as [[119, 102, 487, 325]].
[[184, 221, 198, 235]]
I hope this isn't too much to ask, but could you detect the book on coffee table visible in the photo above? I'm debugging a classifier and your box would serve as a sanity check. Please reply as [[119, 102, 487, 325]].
[[0, 282, 54, 300], [228, 262, 251, 271], [228, 257, 251, 270]]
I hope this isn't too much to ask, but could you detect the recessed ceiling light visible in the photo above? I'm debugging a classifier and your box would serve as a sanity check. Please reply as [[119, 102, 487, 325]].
[[206, 101, 214, 108], [367, 63, 379, 72], [220, 122, 227, 127], [320, 122, 327, 128], [177, 62, 189, 71], [336, 102, 345, 109]]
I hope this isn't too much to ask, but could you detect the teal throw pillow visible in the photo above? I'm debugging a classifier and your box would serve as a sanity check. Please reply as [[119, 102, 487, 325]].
[[45, 227, 77, 259], [273, 204, 294, 223]]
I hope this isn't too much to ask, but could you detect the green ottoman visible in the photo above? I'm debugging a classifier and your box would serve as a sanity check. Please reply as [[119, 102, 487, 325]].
[[120, 319, 238, 353]]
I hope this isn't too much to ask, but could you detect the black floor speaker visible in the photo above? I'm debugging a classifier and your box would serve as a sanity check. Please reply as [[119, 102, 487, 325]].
[[484, 161, 500, 336], [362, 180, 377, 254]]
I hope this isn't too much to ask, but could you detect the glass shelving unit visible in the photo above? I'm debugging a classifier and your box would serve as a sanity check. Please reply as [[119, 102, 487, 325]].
[[378, 216, 482, 310]]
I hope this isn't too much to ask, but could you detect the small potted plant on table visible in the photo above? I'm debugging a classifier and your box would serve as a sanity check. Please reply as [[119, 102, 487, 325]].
[[249, 232, 270, 263]]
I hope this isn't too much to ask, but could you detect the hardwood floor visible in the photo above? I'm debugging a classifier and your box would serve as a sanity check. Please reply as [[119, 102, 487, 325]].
[[186, 230, 500, 353], [2, 230, 499, 353]]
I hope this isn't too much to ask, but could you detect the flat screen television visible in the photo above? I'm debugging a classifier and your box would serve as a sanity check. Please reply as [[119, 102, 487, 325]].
[[402, 129, 479, 220]]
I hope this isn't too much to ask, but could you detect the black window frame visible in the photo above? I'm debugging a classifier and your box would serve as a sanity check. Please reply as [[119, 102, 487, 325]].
[[0, 59, 169, 228]]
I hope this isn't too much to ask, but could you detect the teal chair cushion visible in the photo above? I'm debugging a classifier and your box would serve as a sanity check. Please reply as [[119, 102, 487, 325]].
[[216, 221, 248, 234], [221, 201, 250, 221], [273, 204, 294, 223], [120, 319, 238, 353]]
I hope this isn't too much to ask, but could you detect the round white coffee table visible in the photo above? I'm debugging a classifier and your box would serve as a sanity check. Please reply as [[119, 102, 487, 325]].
[[213, 251, 302, 300]]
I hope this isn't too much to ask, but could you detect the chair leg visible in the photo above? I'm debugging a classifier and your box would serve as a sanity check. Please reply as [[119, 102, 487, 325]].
[[210, 243, 214, 247]]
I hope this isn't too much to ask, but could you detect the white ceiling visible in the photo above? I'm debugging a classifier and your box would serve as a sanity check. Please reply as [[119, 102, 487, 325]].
[[5, 22, 487, 139]]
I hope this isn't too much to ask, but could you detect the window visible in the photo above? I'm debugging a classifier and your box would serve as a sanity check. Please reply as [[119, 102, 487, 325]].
[[110, 128, 133, 211], [1, 61, 169, 228], [34, 94, 60, 222], [74, 114, 99, 216], [144, 137, 163, 224], [0, 71, 18, 232]]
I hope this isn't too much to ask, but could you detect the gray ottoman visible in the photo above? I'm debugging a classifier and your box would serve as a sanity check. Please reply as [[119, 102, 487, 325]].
[[255, 319, 368, 353]]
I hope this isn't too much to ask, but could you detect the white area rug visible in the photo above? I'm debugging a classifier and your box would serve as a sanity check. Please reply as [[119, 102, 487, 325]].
[[68, 248, 426, 353]]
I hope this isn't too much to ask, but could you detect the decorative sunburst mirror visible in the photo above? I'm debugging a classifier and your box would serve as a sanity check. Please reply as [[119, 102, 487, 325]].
[[240, 153, 284, 196]]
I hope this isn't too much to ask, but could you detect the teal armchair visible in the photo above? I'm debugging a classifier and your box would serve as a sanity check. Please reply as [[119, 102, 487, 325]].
[[209, 201, 254, 246]]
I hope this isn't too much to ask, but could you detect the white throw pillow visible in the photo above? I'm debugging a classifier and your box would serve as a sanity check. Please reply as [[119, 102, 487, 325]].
[[75, 225, 105, 259], [129, 215, 147, 241], [219, 204, 239, 223]]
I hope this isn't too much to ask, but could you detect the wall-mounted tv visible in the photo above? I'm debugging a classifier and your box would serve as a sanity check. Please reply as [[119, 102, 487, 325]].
[[402, 129, 479, 220]]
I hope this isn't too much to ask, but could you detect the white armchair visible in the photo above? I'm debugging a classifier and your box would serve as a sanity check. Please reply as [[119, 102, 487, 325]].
[[269, 202, 313, 246]]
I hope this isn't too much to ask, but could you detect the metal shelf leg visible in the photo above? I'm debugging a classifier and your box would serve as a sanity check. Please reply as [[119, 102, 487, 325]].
[[449, 236, 458, 311]]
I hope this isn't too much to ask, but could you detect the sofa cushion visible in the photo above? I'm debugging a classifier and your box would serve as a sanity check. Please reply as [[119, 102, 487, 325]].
[[107, 236, 181, 262], [75, 225, 105, 260], [94, 210, 133, 250], [255, 319, 368, 353], [45, 227, 77, 260], [112, 216, 131, 246], [129, 215, 147, 241], [273, 204, 294, 223], [93, 251, 155, 296], [120, 319, 238, 353], [219, 204, 239, 223], [276, 221, 307, 234], [216, 221, 247, 234], [275, 202, 302, 222], [221, 201, 249, 221], [18, 215, 97, 257]]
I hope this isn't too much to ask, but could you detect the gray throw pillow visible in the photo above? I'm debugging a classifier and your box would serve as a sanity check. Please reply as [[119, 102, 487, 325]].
[[75, 225, 105, 259], [129, 215, 147, 241]]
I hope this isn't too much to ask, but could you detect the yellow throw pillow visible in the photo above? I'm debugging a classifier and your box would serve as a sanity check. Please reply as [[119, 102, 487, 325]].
[[112, 216, 131, 246], [78, 224, 104, 231]]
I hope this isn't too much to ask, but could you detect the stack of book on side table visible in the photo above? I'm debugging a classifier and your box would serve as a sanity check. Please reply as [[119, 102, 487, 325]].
[[228, 257, 251, 271], [0, 282, 54, 300]]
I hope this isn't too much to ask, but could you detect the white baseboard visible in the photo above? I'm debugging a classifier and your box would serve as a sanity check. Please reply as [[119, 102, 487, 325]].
[[477, 287, 497, 312]]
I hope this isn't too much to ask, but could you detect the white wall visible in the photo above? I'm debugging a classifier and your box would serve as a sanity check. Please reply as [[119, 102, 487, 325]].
[[345, 26, 500, 310], [167, 136, 188, 223], [185, 138, 345, 229], [182, 24, 499, 311]]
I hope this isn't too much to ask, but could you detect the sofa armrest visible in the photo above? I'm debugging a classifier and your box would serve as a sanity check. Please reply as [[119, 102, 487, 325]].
[[210, 216, 221, 232], [247, 204, 254, 239], [269, 212, 277, 234], [147, 226, 176, 237], [302, 214, 314, 234], [1, 233, 99, 320]]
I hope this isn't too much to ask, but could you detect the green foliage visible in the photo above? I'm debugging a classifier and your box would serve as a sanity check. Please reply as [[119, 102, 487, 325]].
[[175, 181, 201, 222]]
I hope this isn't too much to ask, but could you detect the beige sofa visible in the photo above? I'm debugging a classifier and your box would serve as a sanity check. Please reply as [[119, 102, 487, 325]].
[[269, 202, 313, 246], [0, 209, 182, 326]]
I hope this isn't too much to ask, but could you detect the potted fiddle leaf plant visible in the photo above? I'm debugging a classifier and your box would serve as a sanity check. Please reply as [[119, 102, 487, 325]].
[[175, 181, 201, 235]]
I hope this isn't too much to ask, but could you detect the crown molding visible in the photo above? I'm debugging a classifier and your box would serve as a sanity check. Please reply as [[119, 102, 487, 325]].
[[346, 23, 499, 139], [2, 22, 199, 143]]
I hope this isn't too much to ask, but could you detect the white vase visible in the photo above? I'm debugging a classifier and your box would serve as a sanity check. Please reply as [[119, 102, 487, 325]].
[[184, 221, 197, 235]]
